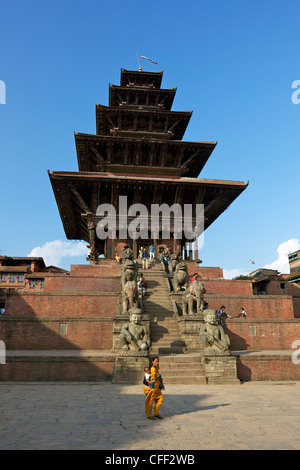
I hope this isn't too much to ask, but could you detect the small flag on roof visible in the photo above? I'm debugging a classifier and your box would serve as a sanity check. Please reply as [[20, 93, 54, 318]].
[[140, 56, 157, 64]]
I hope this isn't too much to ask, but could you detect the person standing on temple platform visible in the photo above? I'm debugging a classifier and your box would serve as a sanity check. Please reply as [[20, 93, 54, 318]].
[[142, 247, 149, 269], [137, 273, 147, 297], [217, 306, 231, 325], [191, 273, 198, 282], [238, 307, 247, 318], [148, 244, 155, 263]]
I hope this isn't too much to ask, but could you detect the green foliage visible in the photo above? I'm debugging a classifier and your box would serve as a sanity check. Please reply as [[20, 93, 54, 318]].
[[233, 275, 252, 280]]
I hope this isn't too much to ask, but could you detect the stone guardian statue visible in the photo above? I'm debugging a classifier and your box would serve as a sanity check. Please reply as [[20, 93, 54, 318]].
[[119, 308, 151, 351], [199, 309, 230, 355]]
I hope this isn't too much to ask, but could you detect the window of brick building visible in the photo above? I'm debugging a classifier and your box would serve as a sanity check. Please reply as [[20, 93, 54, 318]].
[[1, 274, 7, 282], [9, 274, 16, 283], [18, 274, 24, 283]]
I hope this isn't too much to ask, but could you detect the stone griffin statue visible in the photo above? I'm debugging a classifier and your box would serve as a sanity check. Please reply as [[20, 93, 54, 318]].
[[199, 309, 231, 356], [172, 261, 189, 291], [168, 253, 179, 274], [119, 308, 151, 351], [182, 280, 206, 315]]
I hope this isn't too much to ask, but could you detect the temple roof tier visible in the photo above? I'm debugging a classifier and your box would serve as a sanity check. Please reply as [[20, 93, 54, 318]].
[[120, 69, 163, 88], [74, 132, 217, 177], [49, 170, 248, 243], [96, 105, 192, 140], [109, 84, 176, 110]]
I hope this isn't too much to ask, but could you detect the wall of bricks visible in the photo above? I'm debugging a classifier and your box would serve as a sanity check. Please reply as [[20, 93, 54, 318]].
[[1, 259, 300, 382], [224, 319, 300, 350], [185, 263, 224, 279], [201, 280, 253, 296], [205, 294, 295, 318], [0, 262, 122, 352], [0, 357, 115, 381], [4, 292, 119, 319], [0, 317, 114, 350], [236, 354, 300, 381]]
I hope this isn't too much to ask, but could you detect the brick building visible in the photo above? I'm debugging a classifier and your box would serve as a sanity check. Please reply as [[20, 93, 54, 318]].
[[0, 256, 69, 308]]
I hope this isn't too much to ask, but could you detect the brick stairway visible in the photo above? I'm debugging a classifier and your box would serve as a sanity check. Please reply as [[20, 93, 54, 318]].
[[140, 260, 206, 385]]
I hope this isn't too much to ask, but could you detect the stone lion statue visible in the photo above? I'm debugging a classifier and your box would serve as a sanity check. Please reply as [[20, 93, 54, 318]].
[[169, 253, 179, 274], [172, 261, 189, 291]]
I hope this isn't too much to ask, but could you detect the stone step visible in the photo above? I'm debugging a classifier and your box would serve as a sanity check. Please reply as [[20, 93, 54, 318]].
[[162, 376, 207, 385], [150, 329, 183, 335], [158, 355, 202, 364], [149, 325, 178, 330], [151, 341, 185, 348], [162, 364, 204, 373], [162, 368, 205, 377], [150, 346, 187, 355], [145, 304, 173, 309], [151, 336, 183, 342]]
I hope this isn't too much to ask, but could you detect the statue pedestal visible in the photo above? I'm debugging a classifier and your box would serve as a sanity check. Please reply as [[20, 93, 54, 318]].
[[114, 351, 149, 384], [170, 292, 204, 352], [112, 313, 150, 350], [203, 355, 240, 384]]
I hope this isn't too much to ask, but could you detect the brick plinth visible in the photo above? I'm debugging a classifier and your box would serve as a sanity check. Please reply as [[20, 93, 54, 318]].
[[225, 319, 300, 350], [205, 294, 295, 318], [233, 351, 300, 382], [0, 263, 122, 353], [0, 351, 116, 382]]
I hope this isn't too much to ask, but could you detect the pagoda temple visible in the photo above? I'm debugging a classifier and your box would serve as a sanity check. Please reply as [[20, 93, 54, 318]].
[[2, 68, 300, 387], [49, 68, 248, 259]]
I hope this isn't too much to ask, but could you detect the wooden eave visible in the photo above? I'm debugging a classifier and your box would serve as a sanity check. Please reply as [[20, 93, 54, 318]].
[[49, 170, 248, 240], [95, 105, 192, 140], [0, 257, 46, 268], [109, 84, 176, 110], [74, 132, 216, 177], [287, 269, 300, 282], [120, 69, 163, 88], [0, 266, 30, 273]]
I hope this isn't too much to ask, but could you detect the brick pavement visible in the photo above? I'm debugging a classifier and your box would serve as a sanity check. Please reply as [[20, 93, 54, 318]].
[[0, 381, 299, 450]]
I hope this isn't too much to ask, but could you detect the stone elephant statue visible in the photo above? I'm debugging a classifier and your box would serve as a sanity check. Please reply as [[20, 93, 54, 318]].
[[182, 280, 206, 315], [122, 280, 138, 313], [172, 261, 189, 291]]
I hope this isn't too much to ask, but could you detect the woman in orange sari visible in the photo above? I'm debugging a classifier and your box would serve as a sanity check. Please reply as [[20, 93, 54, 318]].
[[144, 356, 164, 419]]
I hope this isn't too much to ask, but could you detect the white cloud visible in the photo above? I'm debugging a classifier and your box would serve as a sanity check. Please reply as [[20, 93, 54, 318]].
[[27, 240, 89, 267], [223, 268, 249, 280], [264, 238, 300, 274]]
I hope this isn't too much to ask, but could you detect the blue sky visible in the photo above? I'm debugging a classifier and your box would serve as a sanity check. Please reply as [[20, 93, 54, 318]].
[[1, 0, 300, 276]]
